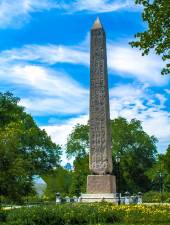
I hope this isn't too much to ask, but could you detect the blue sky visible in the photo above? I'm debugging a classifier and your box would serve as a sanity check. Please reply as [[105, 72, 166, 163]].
[[0, 0, 170, 164]]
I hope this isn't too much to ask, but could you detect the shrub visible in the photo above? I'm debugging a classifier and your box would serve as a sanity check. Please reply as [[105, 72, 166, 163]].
[[0, 210, 7, 223], [1, 203, 170, 225], [1, 203, 117, 225], [143, 191, 170, 203]]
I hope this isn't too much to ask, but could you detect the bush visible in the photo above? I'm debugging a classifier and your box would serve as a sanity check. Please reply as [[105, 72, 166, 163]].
[[0, 196, 13, 206], [143, 191, 170, 203], [1, 203, 117, 225], [21, 195, 45, 204], [1, 203, 170, 225], [0, 195, 47, 207], [0, 210, 7, 223]]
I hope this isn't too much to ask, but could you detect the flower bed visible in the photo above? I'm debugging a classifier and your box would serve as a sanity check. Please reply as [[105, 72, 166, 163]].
[[1, 203, 170, 225]]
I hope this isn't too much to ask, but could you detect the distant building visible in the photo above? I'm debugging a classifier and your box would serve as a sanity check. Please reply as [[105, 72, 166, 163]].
[[64, 162, 72, 171]]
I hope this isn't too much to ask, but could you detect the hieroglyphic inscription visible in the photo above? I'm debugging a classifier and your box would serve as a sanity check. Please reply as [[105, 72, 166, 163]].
[[89, 26, 113, 175]]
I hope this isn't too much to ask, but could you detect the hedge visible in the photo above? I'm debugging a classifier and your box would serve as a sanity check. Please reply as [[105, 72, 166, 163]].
[[143, 191, 170, 203], [1, 203, 170, 225]]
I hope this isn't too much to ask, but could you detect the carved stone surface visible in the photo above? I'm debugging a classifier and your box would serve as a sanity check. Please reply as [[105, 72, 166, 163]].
[[87, 175, 116, 194], [89, 18, 113, 175]]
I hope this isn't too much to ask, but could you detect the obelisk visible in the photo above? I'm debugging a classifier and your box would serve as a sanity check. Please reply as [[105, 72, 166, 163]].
[[87, 17, 116, 196]]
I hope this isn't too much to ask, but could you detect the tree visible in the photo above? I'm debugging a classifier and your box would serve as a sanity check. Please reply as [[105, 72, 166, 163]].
[[146, 146, 170, 191], [66, 124, 89, 158], [66, 124, 89, 195], [164, 145, 170, 173], [0, 92, 61, 202], [160, 145, 170, 191], [130, 0, 170, 75], [146, 154, 170, 192], [66, 117, 157, 194], [111, 118, 157, 192], [69, 155, 89, 196], [42, 167, 73, 200], [0, 122, 33, 202]]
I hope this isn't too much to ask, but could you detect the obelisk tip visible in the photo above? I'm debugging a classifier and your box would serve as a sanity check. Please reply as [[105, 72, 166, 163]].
[[92, 17, 103, 29]]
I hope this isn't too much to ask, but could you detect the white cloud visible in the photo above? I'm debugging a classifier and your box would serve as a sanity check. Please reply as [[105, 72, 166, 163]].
[[165, 89, 170, 94], [0, 41, 168, 85], [0, 44, 89, 65], [107, 44, 168, 85], [70, 0, 134, 13], [0, 0, 138, 28], [0, 39, 169, 158], [109, 83, 170, 153], [42, 115, 88, 165], [58, 0, 138, 13], [42, 115, 88, 147], [42, 83, 170, 165], [0, 0, 58, 28], [0, 64, 88, 115]]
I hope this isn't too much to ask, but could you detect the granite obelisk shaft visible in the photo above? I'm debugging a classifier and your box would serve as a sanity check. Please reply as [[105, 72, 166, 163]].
[[89, 18, 113, 175]]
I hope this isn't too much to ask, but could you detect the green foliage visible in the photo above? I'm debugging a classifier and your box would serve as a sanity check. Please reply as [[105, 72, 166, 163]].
[[0, 92, 22, 127], [69, 155, 89, 196], [146, 153, 170, 191], [1, 203, 117, 225], [1, 203, 170, 225], [130, 0, 170, 75], [111, 118, 157, 156], [161, 146, 170, 191], [164, 145, 170, 173], [66, 124, 90, 196], [111, 118, 157, 192], [66, 123, 89, 158], [21, 195, 44, 204], [42, 167, 73, 200], [0, 122, 34, 203], [143, 191, 170, 203], [66, 117, 157, 194], [0, 92, 61, 202]]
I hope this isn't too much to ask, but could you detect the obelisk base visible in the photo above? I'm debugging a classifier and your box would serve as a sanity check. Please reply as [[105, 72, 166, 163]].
[[87, 175, 116, 193], [80, 175, 117, 203], [80, 193, 117, 203]]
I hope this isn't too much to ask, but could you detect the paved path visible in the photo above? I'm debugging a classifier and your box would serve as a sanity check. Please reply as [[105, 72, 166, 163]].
[[2, 202, 170, 210]]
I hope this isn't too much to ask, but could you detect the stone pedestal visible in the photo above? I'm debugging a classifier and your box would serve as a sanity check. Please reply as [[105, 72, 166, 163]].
[[87, 175, 116, 193], [80, 193, 117, 203], [80, 175, 116, 203]]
